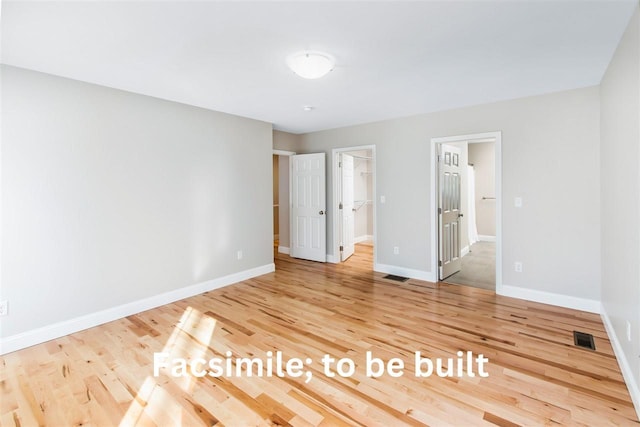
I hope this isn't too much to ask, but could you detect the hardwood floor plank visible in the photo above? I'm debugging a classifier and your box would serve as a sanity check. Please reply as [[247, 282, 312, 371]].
[[482, 411, 520, 427]]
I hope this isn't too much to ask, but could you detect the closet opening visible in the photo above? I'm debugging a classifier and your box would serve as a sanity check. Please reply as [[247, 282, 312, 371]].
[[272, 150, 295, 256], [332, 146, 376, 266]]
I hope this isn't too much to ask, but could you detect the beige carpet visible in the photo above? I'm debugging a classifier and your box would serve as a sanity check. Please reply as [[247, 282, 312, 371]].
[[443, 241, 495, 290]]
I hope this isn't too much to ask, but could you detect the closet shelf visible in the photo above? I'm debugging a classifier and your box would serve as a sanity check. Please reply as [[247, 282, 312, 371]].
[[353, 155, 372, 171], [353, 200, 373, 211]]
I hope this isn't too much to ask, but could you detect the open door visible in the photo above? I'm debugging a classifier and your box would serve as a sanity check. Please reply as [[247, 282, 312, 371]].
[[340, 153, 355, 261], [290, 153, 326, 262], [439, 144, 463, 279]]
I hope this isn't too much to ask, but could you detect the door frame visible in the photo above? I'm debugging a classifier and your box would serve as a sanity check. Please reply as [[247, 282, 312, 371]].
[[430, 131, 502, 293], [331, 145, 376, 265], [273, 150, 296, 156], [272, 150, 295, 256]]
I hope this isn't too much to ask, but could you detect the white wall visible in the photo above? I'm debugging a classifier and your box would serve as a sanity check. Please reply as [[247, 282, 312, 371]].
[[300, 86, 601, 303], [600, 6, 640, 415], [1, 65, 274, 343], [469, 142, 496, 237], [273, 130, 301, 152]]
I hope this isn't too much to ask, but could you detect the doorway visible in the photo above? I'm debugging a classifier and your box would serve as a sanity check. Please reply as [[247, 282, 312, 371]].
[[273, 150, 295, 256], [444, 140, 496, 289], [430, 132, 502, 292], [332, 146, 376, 265]]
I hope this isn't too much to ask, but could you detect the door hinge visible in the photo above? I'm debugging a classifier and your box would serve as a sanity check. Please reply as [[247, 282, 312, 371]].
[[339, 245, 344, 252], [339, 202, 343, 209], [339, 161, 342, 167], [437, 155, 441, 163], [438, 207, 442, 214], [438, 260, 442, 267]]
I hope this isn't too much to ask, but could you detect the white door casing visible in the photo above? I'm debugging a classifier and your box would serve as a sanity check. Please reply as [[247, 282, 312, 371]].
[[290, 153, 326, 262], [340, 153, 355, 261], [430, 131, 502, 291], [439, 144, 463, 279]]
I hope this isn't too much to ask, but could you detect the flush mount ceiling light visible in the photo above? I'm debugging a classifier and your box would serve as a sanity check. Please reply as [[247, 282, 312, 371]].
[[286, 51, 335, 79]]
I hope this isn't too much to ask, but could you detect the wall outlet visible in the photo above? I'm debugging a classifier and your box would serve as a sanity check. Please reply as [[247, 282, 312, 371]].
[[0, 300, 7, 316], [627, 321, 632, 342], [237, 250, 243, 260], [514, 197, 523, 208], [393, 246, 399, 255], [514, 261, 523, 273]]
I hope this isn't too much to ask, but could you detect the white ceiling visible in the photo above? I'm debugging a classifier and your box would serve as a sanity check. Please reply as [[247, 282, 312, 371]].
[[1, 1, 636, 134]]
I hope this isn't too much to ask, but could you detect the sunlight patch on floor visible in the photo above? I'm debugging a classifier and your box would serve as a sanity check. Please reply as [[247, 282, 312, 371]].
[[119, 306, 217, 426]]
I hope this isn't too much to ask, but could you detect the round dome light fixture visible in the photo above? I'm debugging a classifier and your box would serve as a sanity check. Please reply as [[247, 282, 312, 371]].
[[286, 51, 335, 79]]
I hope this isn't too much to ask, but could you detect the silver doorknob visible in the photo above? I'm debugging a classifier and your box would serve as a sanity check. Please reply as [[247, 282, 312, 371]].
[[458, 213, 464, 218], [319, 210, 324, 215]]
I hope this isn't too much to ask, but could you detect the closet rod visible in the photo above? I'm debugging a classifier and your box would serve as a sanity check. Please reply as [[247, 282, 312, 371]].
[[351, 155, 372, 160]]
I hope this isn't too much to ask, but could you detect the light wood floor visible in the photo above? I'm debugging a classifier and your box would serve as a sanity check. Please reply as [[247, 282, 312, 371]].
[[1, 245, 638, 426]]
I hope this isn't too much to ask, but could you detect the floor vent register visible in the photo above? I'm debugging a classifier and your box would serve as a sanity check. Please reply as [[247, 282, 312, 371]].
[[383, 274, 409, 282], [573, 331, 596, 350]]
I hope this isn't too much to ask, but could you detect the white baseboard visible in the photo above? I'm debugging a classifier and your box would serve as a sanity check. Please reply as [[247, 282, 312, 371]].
[[499, 284, 601, 314], [278, 246, 290, 254], [0, 263, 275, 355], [478, 235, 496, 242], [355, 235, 374, 244], [326, 253, 340, 264], [374, 263, 436, 283], [601, 307, 640, 420], [461, 245, 470, 257]]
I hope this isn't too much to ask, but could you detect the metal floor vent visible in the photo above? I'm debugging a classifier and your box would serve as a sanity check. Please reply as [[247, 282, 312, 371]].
[[573, 331, 596, 350], [383, 274, 409, 282]]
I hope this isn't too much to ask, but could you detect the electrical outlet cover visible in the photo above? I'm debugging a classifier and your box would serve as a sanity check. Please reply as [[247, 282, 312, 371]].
[[514, 197, 523, 207]]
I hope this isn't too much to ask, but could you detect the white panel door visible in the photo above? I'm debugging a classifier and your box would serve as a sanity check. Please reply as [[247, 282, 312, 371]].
[[340, 154, 355, 261], [439, 144, 463, 279], [290, 153, 326, 262]]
